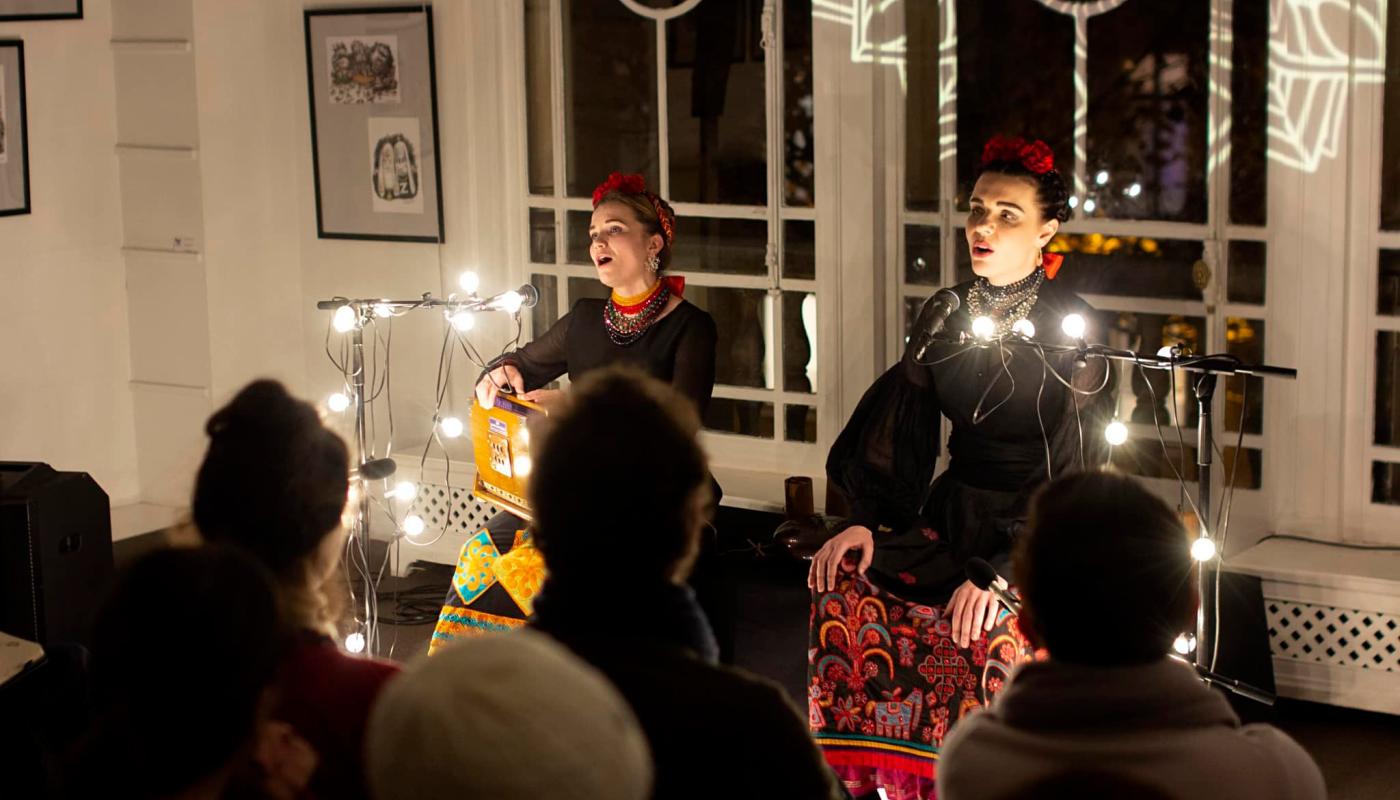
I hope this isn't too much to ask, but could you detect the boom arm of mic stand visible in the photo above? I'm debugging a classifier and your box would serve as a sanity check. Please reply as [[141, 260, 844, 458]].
[[1169, 655, 1276, 705]]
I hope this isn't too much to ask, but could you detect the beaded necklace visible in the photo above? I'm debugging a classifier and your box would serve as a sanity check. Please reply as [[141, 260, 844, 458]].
[[604, 279, 671, 346], [965, 266, 1045, 337]]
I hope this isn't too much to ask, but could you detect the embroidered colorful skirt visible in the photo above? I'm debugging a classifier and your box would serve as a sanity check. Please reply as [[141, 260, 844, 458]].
[[808, 567, 1034, 797], [430, 511, 547, 654]]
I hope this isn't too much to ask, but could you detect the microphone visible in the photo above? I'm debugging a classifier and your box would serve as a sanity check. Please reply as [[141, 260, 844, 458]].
[[910, 288, 961, 361], [966, 557, 1022, 615], [358, 457, 397, 481], [470, 284, 539, 313]]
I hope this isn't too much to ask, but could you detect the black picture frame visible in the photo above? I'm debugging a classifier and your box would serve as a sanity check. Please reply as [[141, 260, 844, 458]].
[[0, 40, 31, 218], [0, 0, 82, 22], [304, 5, 445, 243]]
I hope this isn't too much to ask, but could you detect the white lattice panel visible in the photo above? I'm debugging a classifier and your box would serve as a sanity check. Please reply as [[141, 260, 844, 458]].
[[409, 483, 501, 535], [1267, 599, 1400, 673]]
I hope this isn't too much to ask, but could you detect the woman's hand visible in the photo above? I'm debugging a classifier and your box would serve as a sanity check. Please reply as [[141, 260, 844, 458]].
[[476, 363, 525, 408], [948, 579, 1000, 648], [808, 525, 875, 593], [519, 388, 564, 408]]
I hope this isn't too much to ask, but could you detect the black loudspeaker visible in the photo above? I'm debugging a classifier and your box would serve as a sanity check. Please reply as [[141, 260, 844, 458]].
[[0, 462, 113, 647]]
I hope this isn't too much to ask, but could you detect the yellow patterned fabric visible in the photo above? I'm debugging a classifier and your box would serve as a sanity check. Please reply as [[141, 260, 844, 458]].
[[429, 606, 527, 654], [494, 538, 547, 616], [451, 530, 501, 605]]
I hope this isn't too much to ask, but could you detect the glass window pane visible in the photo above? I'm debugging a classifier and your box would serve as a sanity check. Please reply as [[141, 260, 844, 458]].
[[1383, 0, 1400, 230], [565, 210, 592, 266], [704, 398, 774, 438], [671, 217, 769, 275], [783, 220, 815, 279], [1373, 462, 1400, 505], [1052, 235, 1204, 300], [1377, 331, 1400, 447], [786, 405, 817, 443], [525, 0, 553, 195], [783, 292, 816, 393], [686, 285, 771, 388], [564, 0, 659, 197], [1086, 1, 1209, 223], [1114, 440, 1199, 483], [905, 224, 940, 286], [1229, 0, 1268, 226], [903, 296, 924, 345], [667, 2, 767, 205], [1379, 250, 1400, 315], [905, 0, 939, 212], [1225, 318, 1264, 435], [1221, 446, 1263, 492], [955, 0, 1073, 205], [529, 208, 556, 264], [1097, 310, 1208, 429], [530, 273, 559, 337], [785, 0, 814, 207], [566, 276, 610, 305], [1228, 240, 1266, 305], [953, 228, 973, 284]]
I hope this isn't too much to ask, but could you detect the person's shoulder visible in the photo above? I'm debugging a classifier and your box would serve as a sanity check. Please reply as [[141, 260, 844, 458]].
[[285, 636, 400, 689], [571, 296, 606, 313], [1036, 277, 1095, 314], [1234, 723, 1328, 794]]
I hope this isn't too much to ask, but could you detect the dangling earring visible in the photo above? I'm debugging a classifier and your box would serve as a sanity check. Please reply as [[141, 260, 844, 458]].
[[647, 254, 660, 274], [1036, 248, 1044, 269]]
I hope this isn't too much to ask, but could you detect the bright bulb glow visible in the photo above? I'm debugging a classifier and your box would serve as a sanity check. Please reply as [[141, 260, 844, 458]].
[[519, 427, 530, 445], [1105, 420, 1129, 446], [373, 303, 393, 318], [1191, 536, 1217, 562], [449, 310, 475, 331], [403, 514, 426, 537], [1157, 345, 1177, 359], [1011, 318, 1036, 338], [439, 416, 464, 438], [1127, 182, 1142, 198], [458, 271, 480, 294], [332, 305, 357, 333], [1095, 170, 1109, 186], [971, 316, 996, 340], [1173, 633, 1197, 655], [1068, 195, 1079, 209], [391, 481, 417, 502], [327, 392, 350, 413], [498, 290, 525, 314], [1083, 199, 1097, 214], [513, 455, 532, 477], [1061, 313, 1087, 339], [344, 632, 366, 654]]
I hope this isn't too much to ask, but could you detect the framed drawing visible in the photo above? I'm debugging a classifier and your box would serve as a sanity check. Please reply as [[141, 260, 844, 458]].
[[0, 41, 30, 218], [304, 6, 444, 242], [0, 1, 81, 22]]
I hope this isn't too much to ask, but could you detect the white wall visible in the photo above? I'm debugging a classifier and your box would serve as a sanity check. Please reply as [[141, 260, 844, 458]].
[[0, 1, 141, 503]]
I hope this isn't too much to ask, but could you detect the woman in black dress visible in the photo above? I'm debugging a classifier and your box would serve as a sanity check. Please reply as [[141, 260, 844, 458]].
[[431, 172, 718, 650], [805, 137, 1114, 799]]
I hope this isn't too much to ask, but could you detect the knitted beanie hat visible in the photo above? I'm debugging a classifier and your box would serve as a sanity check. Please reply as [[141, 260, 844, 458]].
[[366, 629, 652, 800]]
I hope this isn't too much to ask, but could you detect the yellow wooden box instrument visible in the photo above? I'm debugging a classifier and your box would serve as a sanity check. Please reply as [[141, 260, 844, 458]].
[[471, 393, 544, 520]]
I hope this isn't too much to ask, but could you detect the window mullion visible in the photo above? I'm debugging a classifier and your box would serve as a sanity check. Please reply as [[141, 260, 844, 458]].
[[549, 0, 567, 265], [655, 18, 670, 198]]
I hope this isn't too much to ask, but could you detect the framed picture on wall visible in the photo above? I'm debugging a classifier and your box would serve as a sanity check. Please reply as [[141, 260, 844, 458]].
[[304, 6, 444, 243], [0, 1, 81, 22], [0, 41, 30, 218]]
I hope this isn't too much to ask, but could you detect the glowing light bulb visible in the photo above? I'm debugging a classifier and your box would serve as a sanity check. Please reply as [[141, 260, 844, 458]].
[[1061, 313, 1086, 339], [458, 271, 481, 294], [373, 303, 393, 318], [391, 481, 417, 502], [1083, 199, 1097, 214], [1191, 536, 1217, 562], [1068, 195, 1079, 209], [1157, 345, 1177, 359], [513, 455, 532, 477], [1173, 633, 1196, 655], [332, 305, 357, 333], [327, 392, 350, 413], [439, 416, 464, 438], [498, 290, 525, 314], [403, 514, 426, 537], [1095, 170, 1109, 186], [344, 632, 366, 654], [1127, 182, 1142, 198], [449, 310, 474, 331], [971, 316, 996, 340], [1104, 420, 1128, 446], [519, 427, 530, 446], [1011, 318, 1036, 338]]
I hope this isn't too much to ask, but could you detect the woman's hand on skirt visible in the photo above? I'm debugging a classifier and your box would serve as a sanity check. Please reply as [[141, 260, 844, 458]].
[[949, 580, 1000, 648], [808, 525, 874, 593]]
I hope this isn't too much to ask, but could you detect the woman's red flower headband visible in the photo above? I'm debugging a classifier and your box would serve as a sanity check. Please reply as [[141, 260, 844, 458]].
[[591, 171, 675, 245], [981, 135, 1056, 175]]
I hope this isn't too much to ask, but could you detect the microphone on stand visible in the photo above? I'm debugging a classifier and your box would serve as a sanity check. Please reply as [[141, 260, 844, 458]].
[[467, 284, 539, 313], [909, 288, 961, 361], [966, 557, 1022, 616]]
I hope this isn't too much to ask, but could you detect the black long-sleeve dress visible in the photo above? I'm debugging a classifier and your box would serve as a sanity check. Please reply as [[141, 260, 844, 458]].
[[431, 296, 719, 650], [809, 273, 1114, 787]]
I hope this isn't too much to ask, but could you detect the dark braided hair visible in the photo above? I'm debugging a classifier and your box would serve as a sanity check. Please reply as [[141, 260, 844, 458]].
[[976, 159, 1071, 224]]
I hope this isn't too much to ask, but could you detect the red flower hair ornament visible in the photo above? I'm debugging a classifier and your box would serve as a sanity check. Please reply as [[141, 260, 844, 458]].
[[981, 135, 1056, 175], [591, 171, 675, 246]]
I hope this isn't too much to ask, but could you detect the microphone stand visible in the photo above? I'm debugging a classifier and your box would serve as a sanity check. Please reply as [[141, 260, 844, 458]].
[[926, 334, 1296, 682]]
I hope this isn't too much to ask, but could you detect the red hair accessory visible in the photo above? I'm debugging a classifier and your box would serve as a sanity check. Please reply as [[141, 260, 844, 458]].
[[981, 135, 1056, 175], [591, 171, 676, 246], [1042, 251, 1064, 280]]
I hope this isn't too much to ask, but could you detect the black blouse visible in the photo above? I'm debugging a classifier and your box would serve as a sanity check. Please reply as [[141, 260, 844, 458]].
[[500, 297, 719, 416], [826, 277, 1115, 601]]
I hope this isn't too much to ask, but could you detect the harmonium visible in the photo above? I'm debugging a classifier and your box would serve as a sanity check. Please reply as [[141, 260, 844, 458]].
[[471, 392, 545, 520]]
